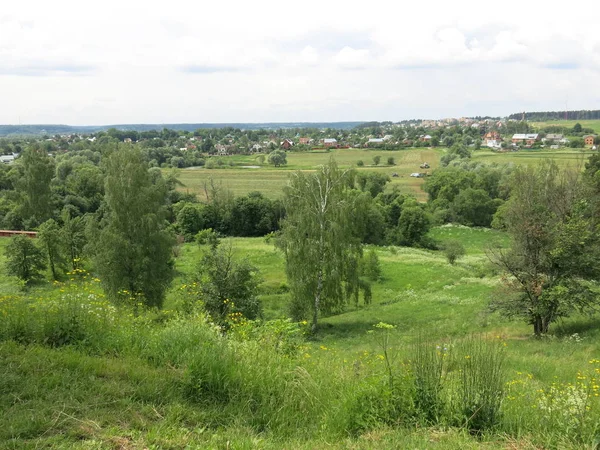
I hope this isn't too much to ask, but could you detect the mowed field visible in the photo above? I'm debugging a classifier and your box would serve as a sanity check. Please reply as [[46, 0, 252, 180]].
[[176, 146, 598, 202], [177, 148, 442, 201]]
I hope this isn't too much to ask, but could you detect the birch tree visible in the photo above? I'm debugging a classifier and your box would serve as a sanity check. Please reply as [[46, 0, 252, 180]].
[[277, 159, 362, 333]]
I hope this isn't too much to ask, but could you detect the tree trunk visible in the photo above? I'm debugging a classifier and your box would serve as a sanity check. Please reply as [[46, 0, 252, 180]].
[[533, 315, 550, 336], [312, 269, 323, 334]]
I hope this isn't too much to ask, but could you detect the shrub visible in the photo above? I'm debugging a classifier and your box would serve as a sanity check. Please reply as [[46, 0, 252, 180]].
[[442, 239, 466, 265], [356, 160, 364, 167], [387, 157, 395, 166]]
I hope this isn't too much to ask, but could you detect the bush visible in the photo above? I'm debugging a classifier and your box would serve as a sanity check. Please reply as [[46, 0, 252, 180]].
[[356, 160, 364, 167], [442, 239, 466, 265], [387, 157, 395, 166]]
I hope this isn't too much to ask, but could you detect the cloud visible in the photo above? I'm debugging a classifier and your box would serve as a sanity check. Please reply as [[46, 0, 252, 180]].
[[299, 46, 319, 66], [333, 47, 371, 69], [180, 65, 243, 74], [0, 63, 97, 76]]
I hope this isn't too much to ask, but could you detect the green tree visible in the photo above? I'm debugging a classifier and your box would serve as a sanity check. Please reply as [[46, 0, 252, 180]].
[[372, 155, 381, 166], [394, 203, 431, 246], [442, 239, 465, 265], [37, 219, 65, 280], [387, 156, 395, 166], [573, 122, 583, 133], [489, 161, 600, 335], [91, 148, 175, 308], [4, 234, 46, 283], [268, 149, 287, 167], [61, 207, 87, 270], [276, 160, 363, 332], [196, 241, 261, 324], [17, 147, 55, 227]]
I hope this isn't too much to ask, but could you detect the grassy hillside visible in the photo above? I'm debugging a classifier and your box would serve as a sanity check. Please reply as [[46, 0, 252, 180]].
[[2, 228, 600, 448]]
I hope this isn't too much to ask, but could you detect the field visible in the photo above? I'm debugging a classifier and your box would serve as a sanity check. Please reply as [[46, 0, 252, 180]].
[[177, 148, 441, 201], [531, 119, 600, 133], [177, 147, 597, 202], [2, 227, 600, 448]]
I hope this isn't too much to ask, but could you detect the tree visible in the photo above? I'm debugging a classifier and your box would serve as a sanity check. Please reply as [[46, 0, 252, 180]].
[[91, 148, 175, 308], [268, 149, 287, 167], [489, 161, 600, 335], [372, 155, 381, 166], [395, 203, 431, 246], [276, 160, 363, 332], [387, 157, 395, 166], [60, 207, 87, 270], [17, 147, 55, 227], [451, 188, 501, 227], [196, 241, 261, 324], [37, 219, 65, 280], [4, 235, 46, 283], [573, 122, 583, 133]]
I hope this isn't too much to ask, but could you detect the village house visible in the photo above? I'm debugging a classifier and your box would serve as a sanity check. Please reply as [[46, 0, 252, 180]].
[[215, 144, 228, 156], [584, 135, 596, 146], [299, 137, 312, 145], [281, 139, 294, 150], [512, 134, 539, 146], [483, 131, 501, 141], [322, 138, 338, 148], [0, 153, 17, 164], [367, 138, 384, 145], [251, 143, 263, 153]]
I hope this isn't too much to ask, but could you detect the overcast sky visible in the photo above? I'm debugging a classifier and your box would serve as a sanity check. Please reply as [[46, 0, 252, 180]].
[[1, 0, 599, 125]]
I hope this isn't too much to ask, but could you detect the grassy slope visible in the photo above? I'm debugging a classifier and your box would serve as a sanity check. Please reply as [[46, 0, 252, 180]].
[[2, 228, 600, 448]]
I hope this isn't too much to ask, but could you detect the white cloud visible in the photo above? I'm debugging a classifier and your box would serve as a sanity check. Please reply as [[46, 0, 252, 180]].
[[333, 47, 371, 69], [0, 0, 599, 124]]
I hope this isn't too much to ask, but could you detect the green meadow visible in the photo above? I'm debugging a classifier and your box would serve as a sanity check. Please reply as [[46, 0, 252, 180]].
[[177, 147, 597, 202], [2, 225, 600, 449]]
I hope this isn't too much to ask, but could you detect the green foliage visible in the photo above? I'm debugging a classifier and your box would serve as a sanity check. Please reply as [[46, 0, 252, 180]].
[[196, 241, 262, 324], [4, 235, 46, 283], [268, 149, 287, 167], [355, 172, 390, 198], [37, 218, 65, 280], [442, 239, 466, 265], [90, 147, 175, 308], [456, 336, 505, 434], [387, 157, 395, 165], [361, 248, 382, 281], [277, 159, 364, 332], [372, 155, 381, 166], [394, 203, 431, 247], [356, 159, 364, 167], [451, 188, 501, 227], [16, 147, 55, 227], [489, 161, 600, 335], [195, 228, 220, 247]]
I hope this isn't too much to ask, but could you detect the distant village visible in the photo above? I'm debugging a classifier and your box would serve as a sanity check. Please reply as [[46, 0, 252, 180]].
[[0, 116, 598, 168]]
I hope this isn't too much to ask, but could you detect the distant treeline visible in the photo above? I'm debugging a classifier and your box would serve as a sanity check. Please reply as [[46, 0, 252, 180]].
[[0, 122, 366, 137], [509, 110, 600, 121]]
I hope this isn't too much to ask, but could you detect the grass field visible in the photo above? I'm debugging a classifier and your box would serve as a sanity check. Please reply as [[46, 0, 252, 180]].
[[2, 227, 600, 448], [531, 119, 600, 133], [177, 148, 442, 201], [176, 147, 598, 202]]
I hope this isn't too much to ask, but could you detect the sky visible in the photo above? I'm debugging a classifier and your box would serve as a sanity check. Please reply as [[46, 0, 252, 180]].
[[1, 0, 599, 125]]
